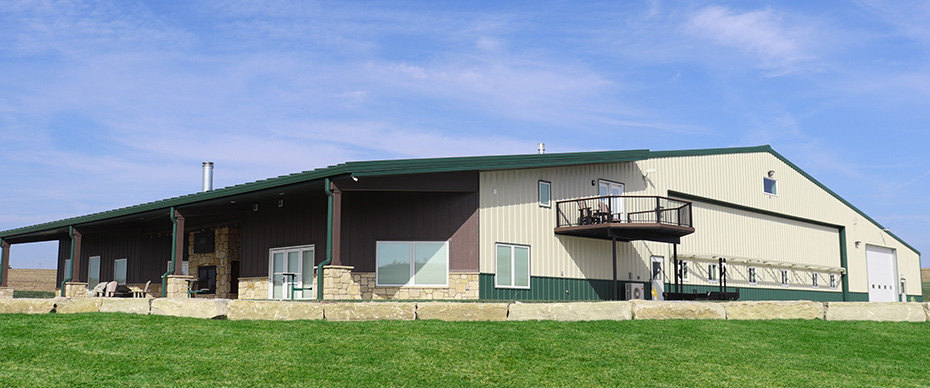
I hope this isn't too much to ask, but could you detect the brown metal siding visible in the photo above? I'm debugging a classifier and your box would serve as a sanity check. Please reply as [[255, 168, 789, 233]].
[[239, 194, 328, 277], [340, 191, 479, 272]]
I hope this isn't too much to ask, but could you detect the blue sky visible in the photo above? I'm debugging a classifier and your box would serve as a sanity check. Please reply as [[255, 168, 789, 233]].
[[1, 1, 928, 268]]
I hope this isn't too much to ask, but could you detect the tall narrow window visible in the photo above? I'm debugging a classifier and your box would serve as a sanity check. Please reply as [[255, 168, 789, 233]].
[[764, 178, 778, 195], [64, 259, 72, 281], [707, 263, 718, 282], [830, 274, 837, 289], [376, 241, 449, 287], [812, 273, 819, 288], [781, 270, 789, 286], [88, 256, 101, 289], [495, 243, 530, 289], [114, 258, 127, 284], [681, 261, 690, 281], [538, 180, 551, 208], [748, 267, 757, 285]]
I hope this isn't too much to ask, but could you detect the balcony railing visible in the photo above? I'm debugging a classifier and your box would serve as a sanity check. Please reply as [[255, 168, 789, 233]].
[[556, 195, 693, 229]]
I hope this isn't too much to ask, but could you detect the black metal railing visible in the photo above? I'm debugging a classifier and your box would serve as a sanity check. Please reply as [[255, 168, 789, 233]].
[[556, 196, 693, 228]]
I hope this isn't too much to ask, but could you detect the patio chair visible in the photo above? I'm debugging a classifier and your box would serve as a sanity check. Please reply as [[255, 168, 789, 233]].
[[576, 200, 593, 225], [88, 282, 108, 297], [133, 280, 151, 298], [104, 281, 118, 297]]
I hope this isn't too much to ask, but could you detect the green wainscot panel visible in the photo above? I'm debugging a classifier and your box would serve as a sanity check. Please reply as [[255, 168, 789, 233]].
[[479, 274, 652, 301]]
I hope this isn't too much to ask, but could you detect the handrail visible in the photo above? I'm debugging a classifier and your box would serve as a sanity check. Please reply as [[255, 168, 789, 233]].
[[555, 195, 693, 229]]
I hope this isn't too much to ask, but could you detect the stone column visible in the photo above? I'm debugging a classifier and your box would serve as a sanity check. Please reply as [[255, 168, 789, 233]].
[[71, 229, 82, 282], [172, 212, 186, 275], [1, 239, 10, 288], [65, 282, 88, 298], [167, 275, 195, 298]]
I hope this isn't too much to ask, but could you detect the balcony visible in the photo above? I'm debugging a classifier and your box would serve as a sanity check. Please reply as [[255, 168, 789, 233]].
[[555, 196, 695, 243]]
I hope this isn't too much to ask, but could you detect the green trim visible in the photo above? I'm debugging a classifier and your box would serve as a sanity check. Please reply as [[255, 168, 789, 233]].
[[479, 274, 616, 301], [318, 178, 334, 300], [847, 292, 869, 302], [668, 191, 840, 229], [839, 228, 849, 301], [0, 237, 5, 286], [161, 207, 177, 298], [648, 145, 775, 159], [60, 226, 75, 297]]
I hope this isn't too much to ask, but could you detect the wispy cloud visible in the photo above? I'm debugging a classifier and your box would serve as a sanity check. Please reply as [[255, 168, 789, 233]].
[[684, 6, 817, 76]]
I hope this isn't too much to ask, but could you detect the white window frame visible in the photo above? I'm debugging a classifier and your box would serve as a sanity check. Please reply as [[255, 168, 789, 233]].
[[748, 267, 757, 285], [376, 241, 449, 287], [707, 263, 718, 283], [781, 270, 789, 287], [495, 243, 531, 289], [538, 180, 551, 208], [681, 261, 690, 282], [812, 273, 819, 288], [114, 258, 128, 284], [88, 256, 101, 289], [267, 244, 316, 300], [829, 274, 837, 289], [764, 177, 778, 196]]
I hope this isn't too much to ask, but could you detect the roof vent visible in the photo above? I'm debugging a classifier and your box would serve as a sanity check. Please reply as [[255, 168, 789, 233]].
[[202, 162, 214, 192], [538, 143, 546, 154]]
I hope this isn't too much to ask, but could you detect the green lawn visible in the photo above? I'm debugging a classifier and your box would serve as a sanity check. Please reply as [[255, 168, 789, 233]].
[[0, 314, 928, 387], [12, 290, 55, 299]]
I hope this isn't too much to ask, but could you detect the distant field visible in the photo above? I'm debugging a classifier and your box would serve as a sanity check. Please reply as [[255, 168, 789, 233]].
[[923, 269, 929, 301], [0, 314, 928, 387], [7, 268, 56, 292]]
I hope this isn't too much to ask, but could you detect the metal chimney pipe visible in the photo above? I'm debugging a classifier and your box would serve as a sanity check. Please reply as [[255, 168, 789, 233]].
[[538, 143, 545, 154], [202, 162, 214, 192]]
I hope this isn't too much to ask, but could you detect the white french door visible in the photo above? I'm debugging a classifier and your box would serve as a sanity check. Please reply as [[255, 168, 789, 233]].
[[269, 245, 315, 299], [598, 180, 625, 221]]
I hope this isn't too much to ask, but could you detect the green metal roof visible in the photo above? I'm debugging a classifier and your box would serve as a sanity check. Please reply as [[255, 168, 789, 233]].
[[0, 145, 919, 256]]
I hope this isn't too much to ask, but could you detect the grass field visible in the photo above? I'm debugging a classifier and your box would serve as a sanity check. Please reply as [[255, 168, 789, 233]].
[[0, 314, 928, 387], [11, 290, 56, 298], [6, 268, 56, 292]]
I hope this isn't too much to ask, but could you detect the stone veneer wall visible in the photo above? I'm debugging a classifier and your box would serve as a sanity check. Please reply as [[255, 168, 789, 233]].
[[187, 226, 240, 299], [323, 265, 479, 300], [0, 287, 13, 299], [166, 275, 195, 298], [238, 277, 270, 300], [64, 282, 88, 298]]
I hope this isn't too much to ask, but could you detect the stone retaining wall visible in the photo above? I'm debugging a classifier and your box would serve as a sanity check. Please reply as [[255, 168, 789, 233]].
[[2, 299, 929, 322], [237, 277, 269, 300], [0, 287, 13, 300]]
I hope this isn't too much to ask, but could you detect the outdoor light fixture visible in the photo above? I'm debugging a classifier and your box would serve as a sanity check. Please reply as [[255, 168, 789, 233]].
[[767, 170, 776, 178], [253, 204, 259, 212], [352, 175, 359, 182], [855, 241, 862, 248], [278, 199, 284, 208]]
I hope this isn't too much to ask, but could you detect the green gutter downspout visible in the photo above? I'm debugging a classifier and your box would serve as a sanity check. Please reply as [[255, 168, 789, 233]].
[[839, 228, 849, 302], [161, 207, 178, 297], [60, 226, 76, 297], [318, 178, 334, 300]]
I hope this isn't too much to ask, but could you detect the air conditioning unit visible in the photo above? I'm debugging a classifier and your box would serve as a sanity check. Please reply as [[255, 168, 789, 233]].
[[626, 283, 645, 300]]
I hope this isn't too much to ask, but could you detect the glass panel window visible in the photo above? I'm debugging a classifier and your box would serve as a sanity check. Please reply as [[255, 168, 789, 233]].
[[681, 261, 690, 281], [268, 245, 315, 299], [708, 264, 718, 282], [781, 270, 789, 286], [64, 259, 73, 280], [812, 273, 819, 288], [764, 178, 778, 195], [538, 181, 551, 208], [376, 241, 449, 287], [88, 256, 101, 289], [114, 259, 127, 284], [496, 243, 530, 289], [830, 274, 837, 289], [748, 267, 757, 285]]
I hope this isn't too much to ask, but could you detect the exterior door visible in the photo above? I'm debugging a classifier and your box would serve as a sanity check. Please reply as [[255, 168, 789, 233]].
[[651, 256, 664, 300], [269, 245, 315, 299], [598, 180, 625, 221], [866, 245, 897, 302]]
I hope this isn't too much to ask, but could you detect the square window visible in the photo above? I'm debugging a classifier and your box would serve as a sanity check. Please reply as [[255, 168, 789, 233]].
[[198, 265, 217, 294], [781, 270, 789, 286], [538, 181, 551, 208], [748, 267, 757, 285], [496, 243, 530, 289], [764, 178, 778, 195], [708, 264, 718, 282], [376, 241, 448, 287]]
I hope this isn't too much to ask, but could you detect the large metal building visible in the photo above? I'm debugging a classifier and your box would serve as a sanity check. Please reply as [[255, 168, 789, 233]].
[[0, 145, 921, 302]]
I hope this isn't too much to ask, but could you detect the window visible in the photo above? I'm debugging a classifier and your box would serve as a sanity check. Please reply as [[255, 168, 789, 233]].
[[114, 258, 127, 284], [538, 180, 551, 208], [376, 241, 448, 287], [812, 273, 819, 288], [496, 243, 530, 289], [708, 264, 718, 282], [269, 245, 315, 299], [748, 267, 757, 285], [681, 261, 690, 281], [88, 256, 101, 289], [830, 274, 837, 289], [780, 270, 789, 287], [764, 178, 778, 195], [198, 265, 217, 294], [64, 259, 72, 280]]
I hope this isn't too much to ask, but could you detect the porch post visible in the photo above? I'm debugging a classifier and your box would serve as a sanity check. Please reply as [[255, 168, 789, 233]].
[[611, 235, 618, 301], [0, 239, 9, 288], [331, 182, 342, 266], [173, 210, 185, 275], [71, 228, 82, 282]]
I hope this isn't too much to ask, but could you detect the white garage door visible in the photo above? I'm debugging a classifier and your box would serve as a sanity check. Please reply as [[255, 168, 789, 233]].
[[866, 245, 897, 302]]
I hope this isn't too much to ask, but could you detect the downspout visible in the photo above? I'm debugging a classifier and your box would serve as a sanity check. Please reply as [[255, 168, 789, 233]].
[[317, 178, 334, 300], [161, 207, 178, 297], [839, 228, 849, 302], [60, 226, 75, 297]]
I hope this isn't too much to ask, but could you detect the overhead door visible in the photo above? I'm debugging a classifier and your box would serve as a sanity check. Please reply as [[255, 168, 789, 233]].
[[866, 245, 897, 302]]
